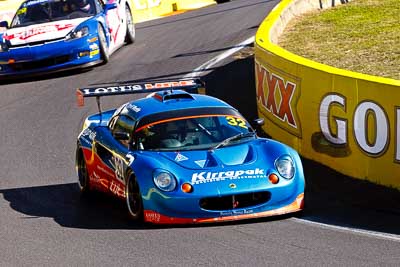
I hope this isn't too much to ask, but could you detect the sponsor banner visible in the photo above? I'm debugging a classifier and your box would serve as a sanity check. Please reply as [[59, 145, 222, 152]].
[[77, 80, 200, 101], [255, 60, 301, 137], [255, 0, 400, 189]]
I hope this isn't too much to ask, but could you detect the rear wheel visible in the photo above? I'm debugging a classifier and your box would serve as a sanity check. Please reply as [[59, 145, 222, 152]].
[[98, 24, 109, 64], [124, 5, 135, 44], [125, 173, 143, 221], [76, 148, 90, 193]]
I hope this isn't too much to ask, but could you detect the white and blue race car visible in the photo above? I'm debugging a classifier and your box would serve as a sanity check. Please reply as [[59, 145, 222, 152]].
[[0, 0, 135, 77]]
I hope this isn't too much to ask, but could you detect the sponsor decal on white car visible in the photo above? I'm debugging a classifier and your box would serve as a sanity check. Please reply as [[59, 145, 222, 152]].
[[3, 18, 89, 45]]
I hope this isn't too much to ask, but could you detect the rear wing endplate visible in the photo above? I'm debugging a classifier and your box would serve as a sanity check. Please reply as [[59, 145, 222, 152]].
[[76, 79, 205, 107]]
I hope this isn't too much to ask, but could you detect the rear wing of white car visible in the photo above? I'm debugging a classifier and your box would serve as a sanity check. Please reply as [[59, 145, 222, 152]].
[[76, 79, 205, 107]]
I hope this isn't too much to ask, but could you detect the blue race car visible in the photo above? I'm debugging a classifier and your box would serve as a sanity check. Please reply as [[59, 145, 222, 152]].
[[75, 80, 305, 224], [0, 0, 135, 77]]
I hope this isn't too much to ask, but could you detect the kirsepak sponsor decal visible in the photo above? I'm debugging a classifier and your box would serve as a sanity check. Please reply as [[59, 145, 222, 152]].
[[191, 168, 267, 184]]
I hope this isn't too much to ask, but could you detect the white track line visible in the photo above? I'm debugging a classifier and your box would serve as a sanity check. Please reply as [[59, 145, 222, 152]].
[[183, 36, 255, 78], [291, 217, 400, 243]]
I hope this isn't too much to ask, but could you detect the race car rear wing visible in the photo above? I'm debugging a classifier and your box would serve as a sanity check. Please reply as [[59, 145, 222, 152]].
[[76, 79, 205, 108]]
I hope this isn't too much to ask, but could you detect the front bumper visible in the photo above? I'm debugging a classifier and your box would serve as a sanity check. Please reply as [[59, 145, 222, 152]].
[[0, 34, 101, 77], [143, 193, 304, 224]]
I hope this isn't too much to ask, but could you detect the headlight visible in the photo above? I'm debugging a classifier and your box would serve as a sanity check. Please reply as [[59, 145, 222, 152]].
[[153, 169, 177, 192], [275, 155, 295, 179], [66, 26, 89, 40]]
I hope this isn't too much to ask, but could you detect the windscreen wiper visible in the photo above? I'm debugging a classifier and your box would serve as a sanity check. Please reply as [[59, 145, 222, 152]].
[[211, 132, 256, 150]]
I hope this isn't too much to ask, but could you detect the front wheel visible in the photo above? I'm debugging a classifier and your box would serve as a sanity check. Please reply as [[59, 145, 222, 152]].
[[76, 148, 90, 193], [125, 174, 143, 221], [98, 24, 109, 64], [124, 5, 135, 44]]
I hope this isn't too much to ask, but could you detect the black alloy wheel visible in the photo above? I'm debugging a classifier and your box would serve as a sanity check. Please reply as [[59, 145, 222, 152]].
[[125, 174, 144, 221]]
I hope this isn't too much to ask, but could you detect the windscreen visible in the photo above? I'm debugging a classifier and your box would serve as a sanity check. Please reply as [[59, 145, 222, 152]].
[[11, 0, 96, 27], [136, 112, 255, 151]]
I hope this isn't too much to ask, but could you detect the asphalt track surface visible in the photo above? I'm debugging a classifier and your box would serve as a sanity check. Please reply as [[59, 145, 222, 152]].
[[0, 0, 399, 266]]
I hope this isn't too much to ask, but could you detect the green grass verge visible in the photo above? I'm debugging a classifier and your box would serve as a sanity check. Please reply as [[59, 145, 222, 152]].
[[278, 0, 400, 80]]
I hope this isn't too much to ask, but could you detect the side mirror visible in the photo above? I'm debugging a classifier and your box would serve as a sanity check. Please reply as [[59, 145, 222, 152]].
[[252, 118, 265, 136], [0, 21, 9, 29], [253, 118, 265, 126], [113, 131, 130, 141], [104, 3, 118, 11]]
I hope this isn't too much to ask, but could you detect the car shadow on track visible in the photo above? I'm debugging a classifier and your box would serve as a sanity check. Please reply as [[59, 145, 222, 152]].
[[0, 176, 398, 233], [0, 182, 152, 230], [0, 182, 298, 230]]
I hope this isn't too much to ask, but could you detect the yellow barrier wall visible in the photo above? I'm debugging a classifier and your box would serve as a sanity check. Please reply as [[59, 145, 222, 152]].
[[131, 0, 216, 22], [255, 0, 400, 189], [0, 0, 216, 24], [0, 0, 22, 23]]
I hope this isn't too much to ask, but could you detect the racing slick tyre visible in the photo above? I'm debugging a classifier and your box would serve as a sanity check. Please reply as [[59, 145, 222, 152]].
[[76, 148, 90, 193], [124, 5, 135, 44], [125, 173, 143, 221], [98, 24, 109, 64]]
